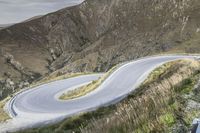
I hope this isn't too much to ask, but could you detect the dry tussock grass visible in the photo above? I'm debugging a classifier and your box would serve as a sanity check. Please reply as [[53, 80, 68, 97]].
[[59, 66, 117, 100]]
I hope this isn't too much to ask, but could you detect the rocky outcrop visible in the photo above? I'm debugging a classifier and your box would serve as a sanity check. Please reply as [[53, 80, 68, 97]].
[[0, 51, 40, 100], [4, 53, 24, 73], [2, 52, 40, 80], [0, 78, 15, 100], [0, 76, 31, 100]]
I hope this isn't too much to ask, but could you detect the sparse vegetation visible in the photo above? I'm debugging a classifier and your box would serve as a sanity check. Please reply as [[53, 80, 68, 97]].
[[166, 33, 200, 54], [59, 65, 118, 100], [143, 61, 172, 85], [59, 80, 99, 100], [0, 97, 10, 122]]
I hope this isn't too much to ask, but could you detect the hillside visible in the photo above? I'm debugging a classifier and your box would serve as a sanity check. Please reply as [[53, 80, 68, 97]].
[[0, 0, 200, 98], [0, 24, 12, 30]]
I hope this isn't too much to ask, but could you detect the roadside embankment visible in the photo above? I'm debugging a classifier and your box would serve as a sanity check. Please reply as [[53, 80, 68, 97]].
[[19, 59, 200, 133]]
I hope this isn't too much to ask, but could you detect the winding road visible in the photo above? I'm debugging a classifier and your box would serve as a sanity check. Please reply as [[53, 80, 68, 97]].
[[0, 55, 198, 133]]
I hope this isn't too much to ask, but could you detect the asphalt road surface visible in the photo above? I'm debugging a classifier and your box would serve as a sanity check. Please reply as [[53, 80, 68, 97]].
[[0, 55, 198, 133]]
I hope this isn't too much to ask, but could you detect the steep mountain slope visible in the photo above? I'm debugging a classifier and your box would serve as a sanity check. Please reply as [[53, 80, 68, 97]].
[[0, 0, 200, 91], [0, 24, 11, 30]]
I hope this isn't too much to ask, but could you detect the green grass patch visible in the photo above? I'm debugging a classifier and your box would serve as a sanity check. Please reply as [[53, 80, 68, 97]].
[[175, 77, 197, 94], [160, 113, 176, 127]]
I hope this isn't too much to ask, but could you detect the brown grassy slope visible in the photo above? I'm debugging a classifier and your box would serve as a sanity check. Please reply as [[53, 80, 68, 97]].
[[0, 97, 10, 122], [0, 0, 200, 83]]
